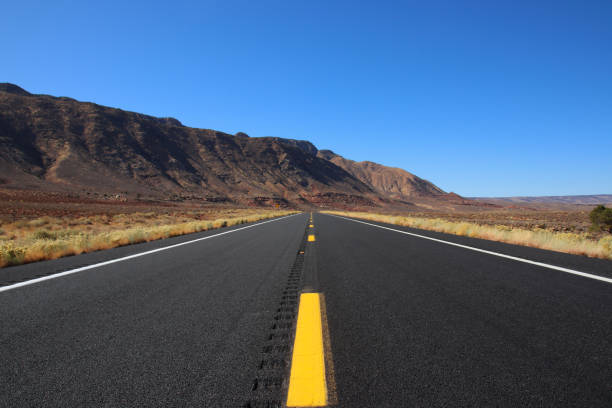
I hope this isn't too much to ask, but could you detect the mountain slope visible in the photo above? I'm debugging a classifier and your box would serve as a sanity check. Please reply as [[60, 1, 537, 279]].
[[1, 83, 458, 209], [0, 84, 382, 206], [317, 149, 445, 199]]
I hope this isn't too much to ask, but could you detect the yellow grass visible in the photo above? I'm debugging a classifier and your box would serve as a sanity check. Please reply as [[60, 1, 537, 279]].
[[324, 211, 612, 260], [0, 210, 297, 268]]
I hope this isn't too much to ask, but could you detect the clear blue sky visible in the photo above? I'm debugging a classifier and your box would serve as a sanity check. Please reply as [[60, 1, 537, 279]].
[[2, 0, 611, 196]]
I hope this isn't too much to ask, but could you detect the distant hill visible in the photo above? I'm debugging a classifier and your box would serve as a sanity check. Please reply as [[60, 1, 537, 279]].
[[472, 195, 612, 205], [317, 150, 445, 199], [0, 83, 472, 209]]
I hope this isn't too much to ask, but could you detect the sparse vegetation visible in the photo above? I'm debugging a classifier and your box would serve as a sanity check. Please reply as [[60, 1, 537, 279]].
[[324, 211, 612, 260], [589, 205, 612, 232], [0, 209, 297, 268], [0, 242, 26, 266]]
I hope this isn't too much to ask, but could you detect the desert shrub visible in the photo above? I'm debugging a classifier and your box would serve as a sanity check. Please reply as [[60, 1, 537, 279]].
[[599, 235, 612, 253], [127, 229, 146, 244], [80, 217, 93, 225], [0, 242, 26, 266], [57, 230, 80, 239], [32, 230, 58, 240], [590, 205, 612, 232], [92, 215, 110, 224], [28, 217, 49, 227]]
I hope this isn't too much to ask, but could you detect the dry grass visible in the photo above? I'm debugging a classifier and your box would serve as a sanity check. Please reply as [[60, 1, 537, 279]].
[[0, 209, 297, 268], [324, 211, 612, 260]]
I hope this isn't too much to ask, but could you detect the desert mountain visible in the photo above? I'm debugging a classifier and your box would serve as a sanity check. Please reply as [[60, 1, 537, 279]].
[[317, 150, 446, 200], [472, 195, 612, 206], [0, 83, 460, 209]]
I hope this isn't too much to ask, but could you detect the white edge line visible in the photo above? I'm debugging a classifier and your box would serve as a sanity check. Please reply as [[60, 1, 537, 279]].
[[0, 213, 300, 293], [327, 214, 612, 284]]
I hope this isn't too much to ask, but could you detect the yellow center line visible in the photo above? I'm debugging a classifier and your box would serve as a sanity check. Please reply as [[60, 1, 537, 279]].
[[287, 293, 327, 407], [308, 234, 316, 242], [309, 224, 314, 228]]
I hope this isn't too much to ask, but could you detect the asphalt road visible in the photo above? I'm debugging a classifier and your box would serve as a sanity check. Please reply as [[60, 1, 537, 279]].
[[0, 214, 306, 407], [1, 212, 611, 407]]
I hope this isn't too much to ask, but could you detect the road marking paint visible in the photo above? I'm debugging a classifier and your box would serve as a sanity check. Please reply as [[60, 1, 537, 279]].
[[0, 214, 300, 293], [309, 224, 314, 228], [319, 293, 338, 406], [287, 293, 327, 407], [329, 214, 612, 285], [308, 234, 316, 242]]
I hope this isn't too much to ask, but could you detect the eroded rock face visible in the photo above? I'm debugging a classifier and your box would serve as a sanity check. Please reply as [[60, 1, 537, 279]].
[[317, 149, 445, 199], [0, 84, 377, 207], [1, 83, 471, 209]]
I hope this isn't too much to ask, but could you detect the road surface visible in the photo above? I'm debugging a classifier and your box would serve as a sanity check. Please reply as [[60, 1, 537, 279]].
[[1, 212, 611, 407]]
